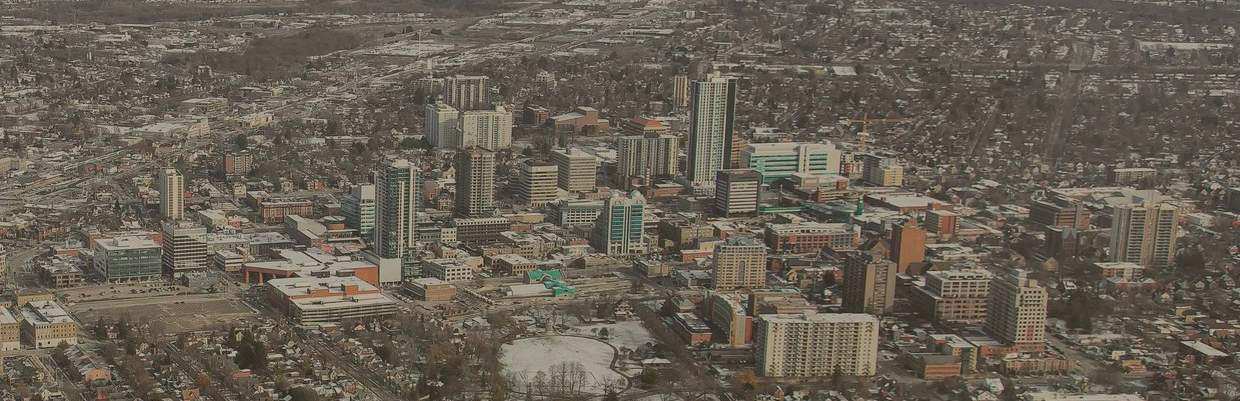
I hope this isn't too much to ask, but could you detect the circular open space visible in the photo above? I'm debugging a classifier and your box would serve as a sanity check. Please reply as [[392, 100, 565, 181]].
[[501, 336, 627, 395]]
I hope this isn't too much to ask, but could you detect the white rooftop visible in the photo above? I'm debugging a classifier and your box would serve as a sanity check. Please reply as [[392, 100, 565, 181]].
[[20, 300, 74, 325], [96, 235, 160, 251]]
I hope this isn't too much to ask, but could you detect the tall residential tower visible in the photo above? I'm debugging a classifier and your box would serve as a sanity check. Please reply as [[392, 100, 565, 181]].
[[455, 147, 496, 218], [686, 72, 737, 185], [374, 160, 419, 264], [158, 168, 184, 221]]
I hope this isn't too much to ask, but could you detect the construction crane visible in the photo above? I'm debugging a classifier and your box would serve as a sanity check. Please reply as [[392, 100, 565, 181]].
[[847, 113, 909, 152]]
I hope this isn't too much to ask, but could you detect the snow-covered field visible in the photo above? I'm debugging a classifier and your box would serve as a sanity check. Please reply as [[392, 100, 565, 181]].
[[501, 336, 627, 394], [569, 320, 655, 351]]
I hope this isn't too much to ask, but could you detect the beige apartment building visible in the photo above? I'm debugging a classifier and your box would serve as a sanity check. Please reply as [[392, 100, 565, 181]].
[[754, 313, 879, 377], [911, 269, 992, 323], [986, 270, 1048, 352], [711, 237, 767, 290]]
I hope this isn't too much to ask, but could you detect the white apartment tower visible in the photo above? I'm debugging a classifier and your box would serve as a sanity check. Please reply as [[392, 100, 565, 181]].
[[686, 72, 737, 185], [616, 132, 678, 184], [374, 160, 419, 262], [342, 184, 377, 237], [459, 106, 513, 150], [424, 101, 459, 148]]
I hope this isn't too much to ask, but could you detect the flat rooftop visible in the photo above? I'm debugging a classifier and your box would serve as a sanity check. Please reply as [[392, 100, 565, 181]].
[[759, 312, 878, 324], [0, 307, 17, 325], [20, 300, 74, 325], [96, 235, 160, 251]]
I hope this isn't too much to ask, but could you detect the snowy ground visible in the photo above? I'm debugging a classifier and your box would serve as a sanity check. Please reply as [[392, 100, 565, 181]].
[[501, 336, 628, 395], [569, 320, 655, 352]]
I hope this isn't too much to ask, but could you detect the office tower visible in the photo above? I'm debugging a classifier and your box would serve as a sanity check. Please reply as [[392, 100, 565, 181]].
[[985, 270, 1048, 351], [424, 101, 459, 148], [910, 269, 991, 323], [1110, 200, 1180, 269], [740, 142, 842, 184], [711, 237, 767, 290], [459, 106, 513, 150], [861, 154, 904, 187], [615, 130, 679, 184], [925, 210, 960, 237], [550, 147, 597, 192], [714, 169, 761, 217], [442, 75, 490, 111], [842, 252, 897, 314], [889, 221, 926, 274], [161, 221, 208, 278], [158, 168, 185, 221], [1029, 192, 1091, 230], [686, 72, 737, 185], [342, 184, 376, 237], [455, 147, 496, 218], [517, 160, 559, 206], [375, 160, 419, 264], [672, 74, 690, 110], [590, 191, 645, 255], [754, 313, 879, 377]]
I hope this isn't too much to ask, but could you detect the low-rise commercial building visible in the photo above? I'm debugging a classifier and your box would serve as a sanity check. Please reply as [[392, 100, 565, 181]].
[[492, 254, 537, 277], [1, 307, 19, 351], [1093, 262, 1144, 282], [452, 217, 513, 245], [242, 249, 381, 287], [265, 276, 397, 324], [407, 277, 456, 302], [764, 222, 857, 253], [425, 258, 475, 283], [37, 256, 86, 288], [19, 300, 78, 349], [258, 197, 315, 224], [93, 236, 163, 282], [670, 312, 713, 346]]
